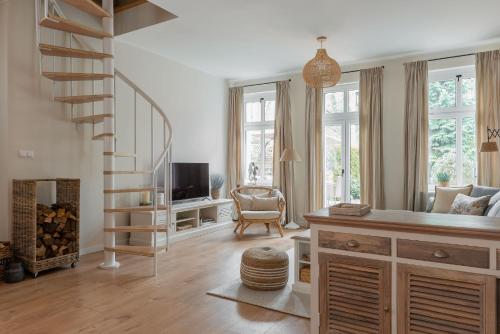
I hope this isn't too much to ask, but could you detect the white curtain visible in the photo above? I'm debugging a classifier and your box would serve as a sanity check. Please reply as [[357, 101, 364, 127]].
[[305, 86, 324, 213], [403, 61, 429, 211], [359, 67, 385, 209], [273, 81, 295, 223], [227, 87, 243, 195], [476, 50, 500, 187]]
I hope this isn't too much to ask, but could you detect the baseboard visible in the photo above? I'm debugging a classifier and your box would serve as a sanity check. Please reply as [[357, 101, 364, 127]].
[[80, 244, 103, 255]]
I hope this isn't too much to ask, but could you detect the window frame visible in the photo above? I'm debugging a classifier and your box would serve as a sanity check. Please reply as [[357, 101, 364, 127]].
[[322, 82, 360, 206], [243, 90, 276, 186], [428, 66, 476, 189]]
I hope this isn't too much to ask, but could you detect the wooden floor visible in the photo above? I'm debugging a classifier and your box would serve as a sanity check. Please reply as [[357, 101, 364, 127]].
[[0, 225, 310, 334]]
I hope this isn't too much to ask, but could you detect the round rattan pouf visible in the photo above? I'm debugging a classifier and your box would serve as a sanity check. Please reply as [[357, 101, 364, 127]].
[[240, 247, 289, 291]]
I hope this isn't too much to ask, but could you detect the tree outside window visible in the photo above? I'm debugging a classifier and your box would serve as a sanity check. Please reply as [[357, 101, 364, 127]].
[[428, 67, 476, 189]]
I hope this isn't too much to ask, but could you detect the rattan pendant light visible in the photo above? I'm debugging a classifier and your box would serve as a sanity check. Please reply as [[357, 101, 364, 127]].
[[303, 36, 341, 88]]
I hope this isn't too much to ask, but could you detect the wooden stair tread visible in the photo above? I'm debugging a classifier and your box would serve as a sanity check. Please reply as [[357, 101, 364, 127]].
[[104, 206, 167, 213], [103, 170, 151, 175], [61, 0, 111, 18], [103, 152, 136, 157], [39, 43, 113, 59], [55, 94, 113, 104], [73, 114, 113, 124], [104, 186, 154, 193], [104, 224, 167, 233], [93, 133, 115, 140], [104, 245, 166, 257], [43, 72, 113, 81], [40, 15, 112, 39]]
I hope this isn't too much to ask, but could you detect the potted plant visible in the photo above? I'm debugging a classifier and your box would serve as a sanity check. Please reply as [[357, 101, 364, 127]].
[[210, 174, 224, 200], [436, 171, 450, 187]]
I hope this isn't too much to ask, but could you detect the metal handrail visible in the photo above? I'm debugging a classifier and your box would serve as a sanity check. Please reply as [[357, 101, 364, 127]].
[[114, 69, 173, 170], [114, 69, 173, 275]]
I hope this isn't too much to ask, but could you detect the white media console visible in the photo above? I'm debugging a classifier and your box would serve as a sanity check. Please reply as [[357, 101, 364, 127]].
[[130, 198, 234, 246]]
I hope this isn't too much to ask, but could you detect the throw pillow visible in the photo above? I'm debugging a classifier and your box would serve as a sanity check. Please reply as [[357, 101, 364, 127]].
[[485, 191, 500, 215], [235, 192, 253, 211], [431, 185, 473, 214], [252, 196, 279, 211], [449, 194, 491, 216], [487, 200, 500, 217]]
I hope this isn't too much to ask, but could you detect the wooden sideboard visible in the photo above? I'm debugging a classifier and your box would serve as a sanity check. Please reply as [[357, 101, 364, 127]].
[[304, 209, 500, 334]]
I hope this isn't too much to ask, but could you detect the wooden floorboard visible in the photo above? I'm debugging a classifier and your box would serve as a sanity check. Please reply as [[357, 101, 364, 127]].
[[0, 225, 310, 333]]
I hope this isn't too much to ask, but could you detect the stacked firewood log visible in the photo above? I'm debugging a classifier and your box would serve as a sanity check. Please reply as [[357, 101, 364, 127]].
[[36, 203, 77, 261]]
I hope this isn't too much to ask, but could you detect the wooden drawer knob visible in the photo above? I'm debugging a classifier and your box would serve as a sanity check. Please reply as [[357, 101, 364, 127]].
[[346, 240, 360, 248], [383, 306, 390, 312], [432, 249, 449, 259]]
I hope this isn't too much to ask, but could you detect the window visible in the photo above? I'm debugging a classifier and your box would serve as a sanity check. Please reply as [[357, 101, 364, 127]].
[[323, 83, 360, 206], [428, 66, 476, 189], [243, 91, 275, 185]]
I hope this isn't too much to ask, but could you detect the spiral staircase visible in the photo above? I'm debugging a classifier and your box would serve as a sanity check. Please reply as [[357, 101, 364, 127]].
[[35, 0, 173, 276]]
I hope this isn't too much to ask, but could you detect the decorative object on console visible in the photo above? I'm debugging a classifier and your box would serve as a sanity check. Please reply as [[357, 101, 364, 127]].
[[140, 191, 152, 206], [436, 171, 451, 187], [247, 162, 259, 185], [430, 184, 472, 213], [303, 36, 341, 88], [280, 148, 302, 229], [210, 174, 224, 200], [329, 203, 371, 216], [240, 247, 289, 291], [448, 194, 491, 215], [299, 265, 310, 283], [480, 126, 500, 152]]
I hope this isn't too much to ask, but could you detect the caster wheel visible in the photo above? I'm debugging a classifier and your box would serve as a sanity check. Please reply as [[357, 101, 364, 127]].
[[71, 263, 77, 268], [32, 272, 38, 278]]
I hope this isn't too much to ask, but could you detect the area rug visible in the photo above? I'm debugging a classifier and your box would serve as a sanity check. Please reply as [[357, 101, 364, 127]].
[[207, 249, 310, 318]]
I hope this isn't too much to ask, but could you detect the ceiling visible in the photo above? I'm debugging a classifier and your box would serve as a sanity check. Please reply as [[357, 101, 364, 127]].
[[117, 0, 500, 80]]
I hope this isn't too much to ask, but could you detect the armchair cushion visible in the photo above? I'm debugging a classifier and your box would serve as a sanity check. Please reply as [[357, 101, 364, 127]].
[[234, 192, 253, 211], [252, 196, 279, 211], [241, 211, 281, 220]]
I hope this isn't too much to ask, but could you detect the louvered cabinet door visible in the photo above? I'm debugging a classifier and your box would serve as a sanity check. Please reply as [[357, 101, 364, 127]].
[[318, 253, 391, 334], [398, 264, 496, 334]]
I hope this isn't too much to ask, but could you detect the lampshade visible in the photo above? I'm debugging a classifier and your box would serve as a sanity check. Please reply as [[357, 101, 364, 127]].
[[480, 141, 499, 153], [302, 36, 341, 88], [280, 148, 302, 162]]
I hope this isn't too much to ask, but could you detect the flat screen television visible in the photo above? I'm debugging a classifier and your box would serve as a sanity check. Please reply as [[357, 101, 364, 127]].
[[171, 163, 209, 201]]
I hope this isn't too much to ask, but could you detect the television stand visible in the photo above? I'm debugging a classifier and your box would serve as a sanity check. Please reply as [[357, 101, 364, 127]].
[[130, 198, 234, 246]]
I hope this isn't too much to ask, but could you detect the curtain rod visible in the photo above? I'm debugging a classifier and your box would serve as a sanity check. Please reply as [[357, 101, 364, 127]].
[[342, 65, 385, 75], [242, 79, 291, 88], [426, 52, 475, 63]]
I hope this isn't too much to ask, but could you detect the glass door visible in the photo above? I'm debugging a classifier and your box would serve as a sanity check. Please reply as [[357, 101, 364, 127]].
[[324, 124, 345, 205], [324, 121, 360, 206]]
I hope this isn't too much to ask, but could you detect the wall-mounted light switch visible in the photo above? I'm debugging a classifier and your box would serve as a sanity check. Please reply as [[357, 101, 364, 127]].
[[18, 150, 35, 159]]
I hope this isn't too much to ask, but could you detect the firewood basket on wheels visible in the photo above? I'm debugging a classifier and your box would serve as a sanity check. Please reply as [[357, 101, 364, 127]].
[[13, 178, 80, 278]]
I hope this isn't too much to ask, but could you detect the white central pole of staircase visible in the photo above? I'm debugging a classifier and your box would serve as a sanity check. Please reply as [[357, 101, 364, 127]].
[[99, 0, 119, 270]]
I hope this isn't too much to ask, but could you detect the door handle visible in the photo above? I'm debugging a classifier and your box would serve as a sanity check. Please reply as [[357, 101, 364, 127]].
[[346, 240, 359, 248], [432, 249, 449, 259]]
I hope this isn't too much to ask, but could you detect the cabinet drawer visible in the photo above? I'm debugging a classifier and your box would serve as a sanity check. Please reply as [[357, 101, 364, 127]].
[[318, 231, 391, 256], [397, 239, 489, 269]]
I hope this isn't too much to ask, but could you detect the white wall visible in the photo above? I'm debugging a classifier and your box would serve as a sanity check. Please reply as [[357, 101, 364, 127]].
[[0, 0, 9, 241], [0, 0, 104, 252], [0, 0, 228, 253], [114, 39, 228, 179], [233, 43, 500, 225]]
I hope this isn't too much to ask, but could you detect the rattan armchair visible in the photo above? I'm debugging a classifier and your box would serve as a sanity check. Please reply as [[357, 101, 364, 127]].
[[231, 186, 286, 238]]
